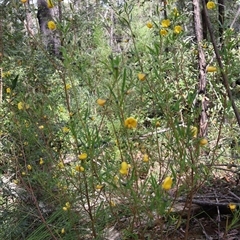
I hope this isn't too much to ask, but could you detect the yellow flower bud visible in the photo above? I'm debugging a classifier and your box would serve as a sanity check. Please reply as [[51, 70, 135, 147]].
[[206, 66, 217, 73], [75, 165, 84, 172], [97, 98, 106, 107], [143, 154, 149, 162], [229, 203, 236, 211], [95, 184, 103, 190], [162, 176, 173, 190], [119, 161, 129, 175], [137, 73, 146, 81], [146, 22, 153, 29], [27, 165, 32, 170], [199, 138, 208, 146], [190, 126, 198, 138], [78, 153, 87, 160], [47, 21, 56, 30]]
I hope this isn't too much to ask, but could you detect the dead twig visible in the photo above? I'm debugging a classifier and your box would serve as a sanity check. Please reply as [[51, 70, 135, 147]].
[[214, 190, 221, 240], [228, 191, 240, 202], [196, 218, 213, 240]]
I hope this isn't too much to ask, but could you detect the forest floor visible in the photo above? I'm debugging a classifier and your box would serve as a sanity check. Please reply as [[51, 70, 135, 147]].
[[162, 176, 240, 240], [2, 159, 240, 239], [106, 171, 240, 240]]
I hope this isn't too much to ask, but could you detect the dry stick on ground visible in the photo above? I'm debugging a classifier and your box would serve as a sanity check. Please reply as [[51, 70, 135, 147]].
[[177, 197, 240, 207], [214, 190, 221, 240], [201, 0, 240, 127], [196, 219, 213, 240]]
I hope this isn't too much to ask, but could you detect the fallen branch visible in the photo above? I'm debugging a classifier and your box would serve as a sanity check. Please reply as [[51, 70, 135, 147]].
[[177, 197, 239, 208]]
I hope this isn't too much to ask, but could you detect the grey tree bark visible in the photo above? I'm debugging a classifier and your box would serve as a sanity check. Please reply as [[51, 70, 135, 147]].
[[193, 0, 208, 137], [37, 0, 61, 57]]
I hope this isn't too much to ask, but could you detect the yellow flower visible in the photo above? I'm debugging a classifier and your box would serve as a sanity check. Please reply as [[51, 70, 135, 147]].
[[174, 25, 183, 34], [229, 203, 236, 211], [13, 179, 19, 184], [207, 1, 216, 10], [62, 202, 71, 211], [39, 158, 44, 165], [162, 176, 173, 190], [27, 165, 32, 170], [137, 73, 146, 81], [22, 171, 26, 176], [21, 0, 27, 3], [95, 184, 103, 190], [61, 228, 65, 234], [190, 126, 198, 138], [47, 0, 54, 8], [58, 162, 65, 169], [62, 207, 68, 211], [2, 71, 11, 78], [18, 102, 24, 110], [146, 22, 153, 29], [155, 121, 161, 127], [97, 98, 106, 107], [47, 21, 56, 30], [143, 154, 149, 162], [161, 19, 171, 28], [159, 29, 168, 36], [199, 138, 208, 146], [6, 88, 11, 94], [110, 200, 116, 207], [65, 202, 71, 209], [75, 165, 84, 172], [206, 66, 217, 72], [38, 125, 44, 129], [78, 153, 87, 160], [119, 161, 130, 175], [65, 83, 71, 90], [62, 127, 70, 133], [124, 117, 137, 129]]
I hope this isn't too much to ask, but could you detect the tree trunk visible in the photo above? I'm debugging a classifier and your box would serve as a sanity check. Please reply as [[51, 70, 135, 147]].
[[201, 0, 208, 40], [193, 0, 208, 137], [37, 0, 61, 57]]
